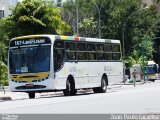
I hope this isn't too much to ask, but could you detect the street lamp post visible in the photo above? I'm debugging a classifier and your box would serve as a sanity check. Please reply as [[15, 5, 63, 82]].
[[141, 40, 147, 82], [122, 7, 148, 82]]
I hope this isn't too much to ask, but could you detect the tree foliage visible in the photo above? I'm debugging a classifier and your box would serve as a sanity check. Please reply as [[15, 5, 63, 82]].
[[126, 49, 144, 68], [1, 0, 70, 41], [62, 0, 98, 36], [62, 0, 159, 59]]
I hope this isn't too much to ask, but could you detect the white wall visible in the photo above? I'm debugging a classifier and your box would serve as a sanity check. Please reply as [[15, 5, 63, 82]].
[[0, 0, 20, 17]]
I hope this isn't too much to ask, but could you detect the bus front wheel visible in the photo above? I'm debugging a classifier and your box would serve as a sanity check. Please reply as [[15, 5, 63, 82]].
[[28, 92, 35, 99], [63, 79, 77, 96]]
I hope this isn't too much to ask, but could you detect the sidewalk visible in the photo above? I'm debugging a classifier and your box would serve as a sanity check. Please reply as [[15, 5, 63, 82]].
[[0, 90, 30, 102], [0, 86, 29, 101], [0, 86, 12, 101]]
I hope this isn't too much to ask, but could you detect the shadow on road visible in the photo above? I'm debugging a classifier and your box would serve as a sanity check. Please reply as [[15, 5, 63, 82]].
[[0, 86, 123, 102]]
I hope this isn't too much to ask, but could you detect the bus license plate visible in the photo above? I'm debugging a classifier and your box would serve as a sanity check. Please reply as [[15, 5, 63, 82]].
[[26, 84, 34, 87]]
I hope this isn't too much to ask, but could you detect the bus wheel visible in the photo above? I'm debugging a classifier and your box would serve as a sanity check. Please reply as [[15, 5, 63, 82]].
[[63, 79, 77, 96], [152, 79, 155, 82], [93, 76, 107, 93], [100, 76, 107, 93], [28, 92, 35, 99]]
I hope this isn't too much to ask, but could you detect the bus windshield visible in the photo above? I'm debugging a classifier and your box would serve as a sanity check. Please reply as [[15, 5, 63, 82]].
[[9, 46, 50, 74], [147, 64, 157, 74]]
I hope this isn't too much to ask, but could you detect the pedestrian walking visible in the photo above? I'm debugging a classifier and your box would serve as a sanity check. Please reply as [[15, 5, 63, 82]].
[[132, 68, 137, 87]]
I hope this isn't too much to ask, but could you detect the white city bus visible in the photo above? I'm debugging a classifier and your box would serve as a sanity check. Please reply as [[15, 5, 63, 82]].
[[8, 35, 123, 98]]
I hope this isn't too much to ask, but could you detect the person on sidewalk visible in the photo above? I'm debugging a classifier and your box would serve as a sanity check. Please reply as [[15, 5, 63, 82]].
[[132, 68, 137, 87]]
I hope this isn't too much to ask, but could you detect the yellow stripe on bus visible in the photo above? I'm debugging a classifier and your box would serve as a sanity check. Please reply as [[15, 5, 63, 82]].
[[11, 72, 49, 82]]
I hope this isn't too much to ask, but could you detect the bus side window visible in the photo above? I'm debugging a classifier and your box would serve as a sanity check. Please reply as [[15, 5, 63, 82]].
[[87, 43, 96, 60], [112, 44, 121, 61], [113, 53, 121, 60], [65, 42, 76, 61], [104, 44, 112, 61], [77, 42, 87, 61], [96, 44, 105, 60], [53, 41, 64, 71]]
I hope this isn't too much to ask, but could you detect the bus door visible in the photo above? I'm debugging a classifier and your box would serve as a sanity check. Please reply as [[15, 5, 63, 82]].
[[53, 41, 65, 88]]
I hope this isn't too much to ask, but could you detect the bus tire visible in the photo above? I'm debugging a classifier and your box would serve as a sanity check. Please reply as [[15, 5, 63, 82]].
[[100, 76, 107, 93], [93, 76, 107, 93], [152, 79, 155, 82], [63, 79, 77, 96], [28, 92, 35, 99]]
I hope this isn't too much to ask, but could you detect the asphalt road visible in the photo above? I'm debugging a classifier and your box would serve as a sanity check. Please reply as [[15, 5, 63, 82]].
[[0, 81, 160, 114]]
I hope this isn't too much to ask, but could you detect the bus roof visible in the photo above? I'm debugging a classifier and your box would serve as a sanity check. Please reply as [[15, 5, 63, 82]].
[[11, 34, 120, 44], [148, 61, 156, 65]]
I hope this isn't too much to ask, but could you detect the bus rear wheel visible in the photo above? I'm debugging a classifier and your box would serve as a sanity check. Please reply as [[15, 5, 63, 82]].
[[63, 79, 77, 96], [28, 92, 35, 99], [93, 76, 107, 93]]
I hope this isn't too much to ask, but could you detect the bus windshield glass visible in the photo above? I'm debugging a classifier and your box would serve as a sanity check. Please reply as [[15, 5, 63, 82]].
[[9, 46, 50, 74], [147, 64, 157, 74]]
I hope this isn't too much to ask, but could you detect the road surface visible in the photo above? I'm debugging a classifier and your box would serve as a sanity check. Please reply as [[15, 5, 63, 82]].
[[0, 81, 160, 114]]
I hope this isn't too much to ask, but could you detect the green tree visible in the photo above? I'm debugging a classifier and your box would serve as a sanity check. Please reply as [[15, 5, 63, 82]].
[[62, 0, 98, 37], [2, 0, 70, 40], [0, 61, 8, 86], [79, 17, 97, 37], [126, 49, 144, 68], [101, 0, 158, 56]]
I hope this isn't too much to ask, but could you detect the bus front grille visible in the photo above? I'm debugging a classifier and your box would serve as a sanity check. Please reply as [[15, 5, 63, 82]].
[[15, 85, 46, 90]]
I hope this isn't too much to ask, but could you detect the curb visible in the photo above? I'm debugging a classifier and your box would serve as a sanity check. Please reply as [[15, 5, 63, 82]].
[[116, 82, 145, 85]]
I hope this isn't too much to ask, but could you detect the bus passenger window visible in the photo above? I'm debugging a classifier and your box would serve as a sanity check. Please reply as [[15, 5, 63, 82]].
[[65, 42, 76, 61], [106, 53, 112, 60], [112, 44, 121, 60], [67, 52, 76, 60], [112, 44, 120, 52], [87, 43, 96, 60], [97, 53, 105, 60], [113, 53, 121, 60], [96, 44, 105, 60], [105, 44, 112, 52], [65, 42, 75, 50], [105, 44, 113, 61], [77, 52, 87, 60], [54, 41, 64, 71], [77, 43, 87, 61]]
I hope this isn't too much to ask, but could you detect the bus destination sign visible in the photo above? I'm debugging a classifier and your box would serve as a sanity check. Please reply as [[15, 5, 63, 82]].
[[10, 37, 51, 47]]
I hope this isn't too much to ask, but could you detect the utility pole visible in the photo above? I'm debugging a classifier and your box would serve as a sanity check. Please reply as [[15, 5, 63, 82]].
[[76, 0, 79, 36]]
